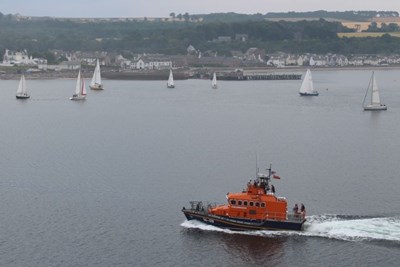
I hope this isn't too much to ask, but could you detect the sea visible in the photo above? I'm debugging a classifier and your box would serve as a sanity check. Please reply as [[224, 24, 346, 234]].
[[0, 69, 399, 266]]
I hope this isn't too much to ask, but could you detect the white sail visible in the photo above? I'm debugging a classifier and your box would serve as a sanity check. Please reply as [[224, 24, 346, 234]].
[[363, 72, 386, 110], [167, 69, 174, 88], [299, 69, 315, 94], [90, 59, 103, 89], [212, 72, 217, 89], [371, 72, 381, 105], [75, 70, 82, 95], [81, 79, 87, 96], [17, 75, 26, 94]]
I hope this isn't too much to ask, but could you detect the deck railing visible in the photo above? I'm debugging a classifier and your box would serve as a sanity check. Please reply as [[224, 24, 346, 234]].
[[188, 201, 217, 213], [262, 211, 306, 222]]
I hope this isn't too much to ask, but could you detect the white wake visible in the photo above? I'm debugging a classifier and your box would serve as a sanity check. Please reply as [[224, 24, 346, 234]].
[[181, 215, 400, 242]]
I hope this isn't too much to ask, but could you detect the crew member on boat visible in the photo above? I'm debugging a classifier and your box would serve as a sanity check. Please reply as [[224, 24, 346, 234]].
[[300, 203, 306, 218], [293, 203, 299, 214]]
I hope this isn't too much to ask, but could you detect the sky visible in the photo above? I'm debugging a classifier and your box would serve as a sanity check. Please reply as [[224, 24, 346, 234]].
[[1, 0, 399, 18]]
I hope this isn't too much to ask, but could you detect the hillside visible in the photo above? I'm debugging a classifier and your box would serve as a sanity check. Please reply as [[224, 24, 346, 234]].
[[1, 11, 400, 57]]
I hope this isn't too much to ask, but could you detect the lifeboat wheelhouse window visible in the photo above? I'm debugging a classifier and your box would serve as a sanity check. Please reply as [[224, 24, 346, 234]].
[[249, 202, 254, 207], [238, 201, 242, 205], [261, 203, 265, 208], [230, 200, 236, 205], [243, 201, 248, 206]]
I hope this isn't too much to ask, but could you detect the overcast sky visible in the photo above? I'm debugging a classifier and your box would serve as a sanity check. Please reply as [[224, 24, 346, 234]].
[[2, 0, 399, 18]]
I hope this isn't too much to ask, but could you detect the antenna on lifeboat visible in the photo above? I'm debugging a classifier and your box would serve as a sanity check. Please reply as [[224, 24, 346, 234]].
[[266, 163, 272, 179], [255, 152, 260, 179]]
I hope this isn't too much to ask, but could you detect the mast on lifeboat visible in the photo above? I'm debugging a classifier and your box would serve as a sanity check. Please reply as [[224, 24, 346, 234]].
[[254, 163, 273, 194]]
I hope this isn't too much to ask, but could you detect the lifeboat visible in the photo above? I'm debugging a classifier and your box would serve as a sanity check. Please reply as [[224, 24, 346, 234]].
[[182, 165, 306, 231]]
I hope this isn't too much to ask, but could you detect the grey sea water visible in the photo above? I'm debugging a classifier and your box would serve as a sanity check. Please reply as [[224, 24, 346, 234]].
[[0, 69, 400, 266]]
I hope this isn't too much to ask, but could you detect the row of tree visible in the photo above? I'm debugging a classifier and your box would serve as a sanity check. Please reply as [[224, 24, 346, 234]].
[[176, 11, 400, 23], [365, 22, 400, 32]]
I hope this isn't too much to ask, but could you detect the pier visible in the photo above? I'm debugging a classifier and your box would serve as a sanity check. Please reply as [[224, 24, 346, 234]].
[[218, 72, 301, 80]]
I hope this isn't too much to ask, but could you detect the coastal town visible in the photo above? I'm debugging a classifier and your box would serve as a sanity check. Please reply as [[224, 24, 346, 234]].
[[2, 10, 400, 80], [1, 47, 400, 80]]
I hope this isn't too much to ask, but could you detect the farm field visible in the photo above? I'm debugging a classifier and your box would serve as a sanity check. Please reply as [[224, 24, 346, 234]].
[[337, 32, 400, 38]]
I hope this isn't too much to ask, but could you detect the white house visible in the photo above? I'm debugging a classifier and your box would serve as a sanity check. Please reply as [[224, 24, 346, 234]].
[[363, 57, 380, 66], [285, 55, 298, 66], [311, 56, 327, 66], [297, 55, 306, 66], [133, 56, 172, 70], [59, 61, 81, 70], [3, 49, 36, 65], [348, 57, 364, 66], [37, 61, 81, 71]]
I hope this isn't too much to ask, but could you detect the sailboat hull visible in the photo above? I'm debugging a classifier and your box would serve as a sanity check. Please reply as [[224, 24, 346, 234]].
[[90, 84, 104, 90], [299, 92, 319, 96], [70, 95, 86, 100], [16, 94, 30, 99], [363, 104, 387, 111]]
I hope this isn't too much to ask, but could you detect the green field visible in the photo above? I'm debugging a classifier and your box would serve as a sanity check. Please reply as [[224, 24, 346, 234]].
[[338, 32, 400, 38]]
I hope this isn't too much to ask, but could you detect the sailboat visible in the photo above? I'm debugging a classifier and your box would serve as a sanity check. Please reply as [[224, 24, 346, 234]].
[[299, 69, 319, 96], [167, 69, 175, 88], [89, 59, 104, 90], [211, 72, 217, 89], [70, 70, 87, 100], [363, 72, 387, 111], [16, 74, 30, 99]]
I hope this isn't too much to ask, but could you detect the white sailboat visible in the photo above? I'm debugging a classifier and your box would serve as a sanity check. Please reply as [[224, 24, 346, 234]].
[[89, 59, 104, 90], [363, 72, 387, 111], [211, 72, 217, 89], [167, 69, 175, 88], [16, 74, 30, 99], [299, 69, 318, 96], [70, 70, 87, 100]]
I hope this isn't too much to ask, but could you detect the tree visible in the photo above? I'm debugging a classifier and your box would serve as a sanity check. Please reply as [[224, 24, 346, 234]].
[[366, 22, 379, 32], [183, 13, 190, 22], [169, 12, 176, 19], [44, 51, 56, 64]]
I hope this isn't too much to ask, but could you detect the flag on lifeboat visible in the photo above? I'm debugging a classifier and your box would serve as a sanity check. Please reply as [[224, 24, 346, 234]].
[[272, 171, 281, 179]]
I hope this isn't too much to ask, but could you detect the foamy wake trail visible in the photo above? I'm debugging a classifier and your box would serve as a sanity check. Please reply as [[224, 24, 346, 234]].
[[181, 215, 400, 242], [303, 215, 400, 242]]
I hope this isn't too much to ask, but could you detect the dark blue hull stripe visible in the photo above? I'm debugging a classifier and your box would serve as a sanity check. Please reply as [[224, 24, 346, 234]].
[[183, 210, 305, 231]]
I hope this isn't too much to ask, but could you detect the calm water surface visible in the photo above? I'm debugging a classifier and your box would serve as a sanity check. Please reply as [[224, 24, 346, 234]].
[[0, 69, 400, 266]]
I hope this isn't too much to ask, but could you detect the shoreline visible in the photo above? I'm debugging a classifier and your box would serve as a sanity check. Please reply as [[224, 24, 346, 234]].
[[1, 65, 400, 80]]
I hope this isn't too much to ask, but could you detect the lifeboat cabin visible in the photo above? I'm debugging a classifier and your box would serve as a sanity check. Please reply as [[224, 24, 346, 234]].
[[182, 166, 306, 231]]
